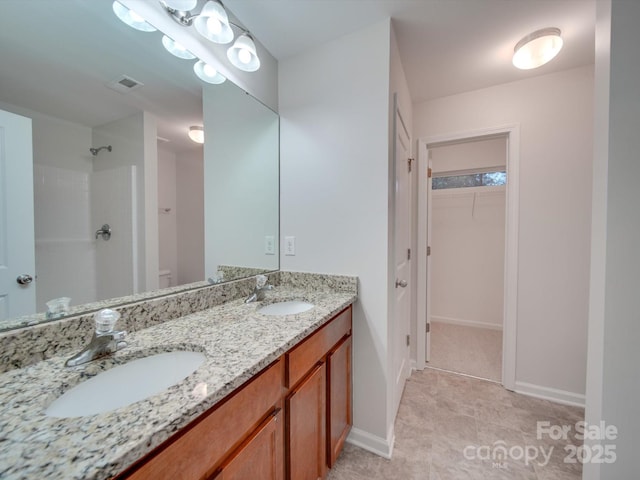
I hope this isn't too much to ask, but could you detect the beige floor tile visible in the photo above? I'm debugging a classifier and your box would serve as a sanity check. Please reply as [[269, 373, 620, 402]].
[[328, 369, 584, 480], [428, 321, 502, 382]]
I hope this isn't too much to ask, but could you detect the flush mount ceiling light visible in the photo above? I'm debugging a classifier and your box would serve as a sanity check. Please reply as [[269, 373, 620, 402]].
[[194, 60, 227, 84], [227, 34, 260, 72], [188, 126, 204, 144], [162, 35, 196, 59], [512, 27, 563, 70], [112, 1, 156, 32]]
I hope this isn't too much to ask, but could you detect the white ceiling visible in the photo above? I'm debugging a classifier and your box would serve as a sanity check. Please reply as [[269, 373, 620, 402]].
[[225, 0, 596, 102]]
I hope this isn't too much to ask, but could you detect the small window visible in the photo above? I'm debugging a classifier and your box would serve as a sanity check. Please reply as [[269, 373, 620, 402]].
[[432, 171, 506, 190]]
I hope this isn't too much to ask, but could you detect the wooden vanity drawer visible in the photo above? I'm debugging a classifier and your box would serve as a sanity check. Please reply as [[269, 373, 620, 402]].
[[123, 358, 284, 480], [286, 307, 351, 388]]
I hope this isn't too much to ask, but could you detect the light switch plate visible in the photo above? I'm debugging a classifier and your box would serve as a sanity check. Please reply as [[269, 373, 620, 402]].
[[264, 235, 275, 255], [285, 236, 295, 256]]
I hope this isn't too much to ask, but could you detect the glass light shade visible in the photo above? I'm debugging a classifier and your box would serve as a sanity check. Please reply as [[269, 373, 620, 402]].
[[163, 0, 197, 11], [194, 1, 234, 44], [112, 1, 156, 32], [227, 34, 260, 72], [193, 60, 227, 84], [512, 28, 563, 70], [162, 35, 196, 60], [188, 126, 204, 144]]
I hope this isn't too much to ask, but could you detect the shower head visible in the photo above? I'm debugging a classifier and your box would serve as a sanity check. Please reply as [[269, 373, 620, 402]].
[[90, 145, 112, 156]]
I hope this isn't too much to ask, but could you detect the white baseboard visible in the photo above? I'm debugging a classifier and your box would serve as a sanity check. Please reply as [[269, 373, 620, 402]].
[[431, 315, 503, 331], [346, 426, 395, 459], [514, 381, 585, 408]]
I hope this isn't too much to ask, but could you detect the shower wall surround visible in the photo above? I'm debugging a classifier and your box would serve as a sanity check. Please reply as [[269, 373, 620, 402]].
[[0, 272, 358, 373]]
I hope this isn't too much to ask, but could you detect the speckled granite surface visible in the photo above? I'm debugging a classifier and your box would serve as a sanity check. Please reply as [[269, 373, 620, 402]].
[[0, 282, 356, 479]]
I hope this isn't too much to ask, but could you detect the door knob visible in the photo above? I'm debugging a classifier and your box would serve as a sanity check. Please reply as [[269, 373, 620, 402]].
[[395, 279, 408, 288], [16, 274, 33, 285]]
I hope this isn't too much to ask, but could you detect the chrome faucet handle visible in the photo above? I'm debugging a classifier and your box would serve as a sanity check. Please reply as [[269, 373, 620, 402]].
[[95, 308, 120, 334]]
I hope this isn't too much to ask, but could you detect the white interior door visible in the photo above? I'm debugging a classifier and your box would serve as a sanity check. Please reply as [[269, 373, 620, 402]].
[[0, 109, 36, 319], [393, 102, 412, 413]]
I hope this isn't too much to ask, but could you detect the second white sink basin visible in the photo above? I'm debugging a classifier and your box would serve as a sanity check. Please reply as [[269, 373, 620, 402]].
[[258, 301, 314, 316], [45, 351, 205, 418]]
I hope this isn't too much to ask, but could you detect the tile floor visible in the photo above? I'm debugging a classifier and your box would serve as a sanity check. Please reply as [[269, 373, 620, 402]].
[[428, 321, 503, 382], [328, 368, 584, 480]]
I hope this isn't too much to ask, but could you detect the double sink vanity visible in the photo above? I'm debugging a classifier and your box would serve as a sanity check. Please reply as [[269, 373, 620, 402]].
[[0, 272, 357, 479]]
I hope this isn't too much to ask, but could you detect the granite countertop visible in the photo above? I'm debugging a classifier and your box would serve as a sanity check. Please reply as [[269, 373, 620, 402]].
[[0, 286, 356, 479]]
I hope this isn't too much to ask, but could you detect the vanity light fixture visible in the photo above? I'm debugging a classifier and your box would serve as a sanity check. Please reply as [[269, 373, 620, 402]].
[[194, 60, 227, 84], [512, 27, 563, 70], [159, 0, 261, 72], [161, 35, 196, 59], [112, 1, 156, 32], [188, 126, 205, 144], [227, 33, 260, 72]]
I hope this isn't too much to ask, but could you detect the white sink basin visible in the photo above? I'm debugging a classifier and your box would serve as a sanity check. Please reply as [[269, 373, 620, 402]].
[[45, 351, 206, 418], [258, 300, 314, 316]]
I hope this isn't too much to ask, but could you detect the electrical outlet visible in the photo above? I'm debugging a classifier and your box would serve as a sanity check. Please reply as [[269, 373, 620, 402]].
[[285, 236, 296, 256], [264, 235, 275, 255]]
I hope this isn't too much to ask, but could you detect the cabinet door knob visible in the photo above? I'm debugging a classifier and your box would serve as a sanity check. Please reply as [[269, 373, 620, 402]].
[[395, 279, 408, 288]]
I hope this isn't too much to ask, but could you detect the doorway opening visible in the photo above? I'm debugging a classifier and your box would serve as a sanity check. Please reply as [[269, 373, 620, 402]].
[[416, 125, 520, 390]]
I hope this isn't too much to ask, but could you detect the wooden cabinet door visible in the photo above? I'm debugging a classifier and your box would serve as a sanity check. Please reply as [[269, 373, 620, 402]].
[[213, 410, 284, 480], [287, 363, 326, 480], [327, 335, 352, 467]]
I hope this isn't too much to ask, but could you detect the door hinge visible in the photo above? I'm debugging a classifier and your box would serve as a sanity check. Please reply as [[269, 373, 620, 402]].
[[426, 322, 430, 333], [407, 248, 411, 260], [427, 245, 431, 256], [427, 167, 432, 178], [408, 158, 414, 173], [406, 334, 410, 347]]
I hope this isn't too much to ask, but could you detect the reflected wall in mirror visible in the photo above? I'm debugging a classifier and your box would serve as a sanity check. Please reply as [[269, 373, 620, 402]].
[[0, 0, 279, 331]]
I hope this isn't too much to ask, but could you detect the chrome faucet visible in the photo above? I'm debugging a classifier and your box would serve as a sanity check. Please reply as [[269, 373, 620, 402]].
[[65, 309, 127, 367], [245, 275, 273, 303]]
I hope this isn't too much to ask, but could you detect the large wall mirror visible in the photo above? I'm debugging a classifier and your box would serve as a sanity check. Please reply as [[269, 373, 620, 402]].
[[0, 0, 279, 331]]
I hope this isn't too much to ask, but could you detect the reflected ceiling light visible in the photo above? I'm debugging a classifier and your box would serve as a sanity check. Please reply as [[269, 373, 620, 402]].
[[162, 35, 196, 59], [188, 126, 204, 144], [227, 34, 260, 72], [112, 1, 156, 32], [194, 60, 227, 84], [194, 1, 234, 44], [512, 27, 563, 70]]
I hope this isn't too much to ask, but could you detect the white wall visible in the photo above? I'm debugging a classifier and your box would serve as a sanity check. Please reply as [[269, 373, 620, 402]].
[[280, 19, 394, 451], [431, 187, 505, 329], [158, 147, 178, 285], [431, 136, 506, 173], [176, 149, 205, 285], [585, 1, 640, 478], [414, 66, 593, 403]]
